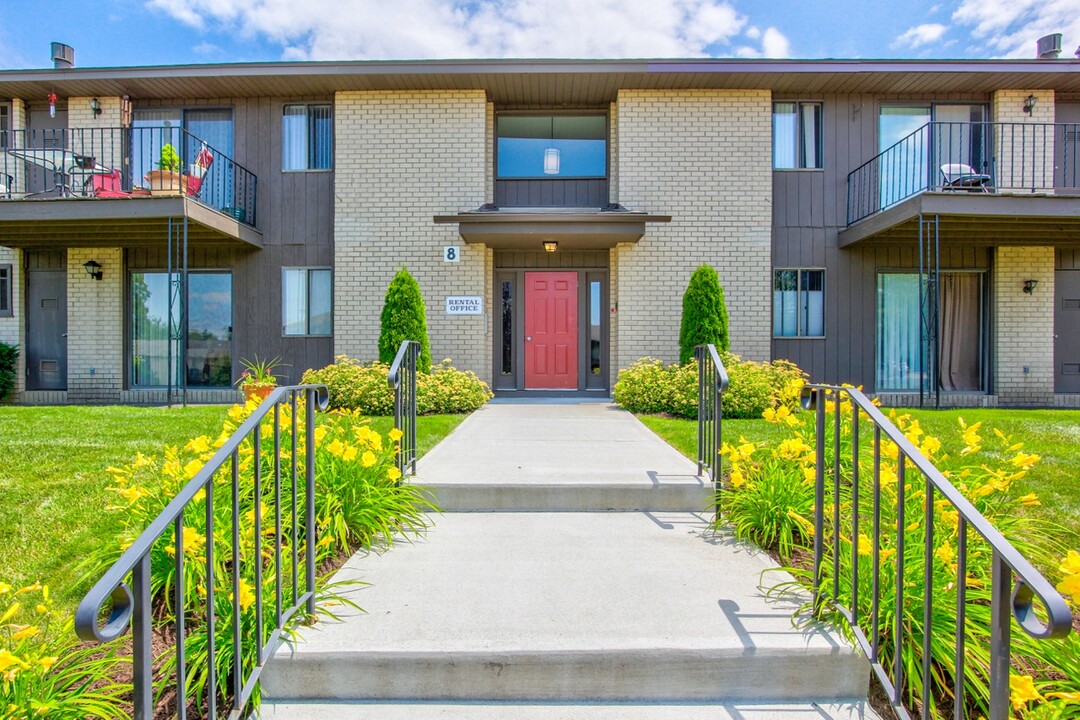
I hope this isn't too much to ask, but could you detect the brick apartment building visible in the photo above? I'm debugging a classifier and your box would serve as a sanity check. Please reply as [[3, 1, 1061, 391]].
[[1, 52, 1079, 406]]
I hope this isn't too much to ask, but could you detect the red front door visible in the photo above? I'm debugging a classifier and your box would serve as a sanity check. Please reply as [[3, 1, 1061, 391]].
[[525, 272, 578, 389]]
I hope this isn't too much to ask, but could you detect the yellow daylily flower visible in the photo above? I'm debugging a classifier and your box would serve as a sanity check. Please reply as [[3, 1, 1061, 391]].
[[936, 544, 956, 564], [0, 650, 28, 673], [35, 605, 47, 615], [1059, 550, 1080, 577], [729, 469, 745, 488], [1048, 692, 1080, 702], [361, 451, 378, 468], [857, 534, 873, 556], [237, 580, 256, 612], [387, 466, 403, 482], [11, 625, 38, 641], [1017, 493, 1040, 507], [185, 435, 211, 454], [1009, 451, 1040, 470], [0, 583, 10, 595], [389, 428, 403, 442], [37, 656, 58, 672], [183, 460, 204, 480], [1009, 674, 1043, 710], [326, 438, 346, 458], [1056, 573, 1080, 606], [0, 603, 20, 624]]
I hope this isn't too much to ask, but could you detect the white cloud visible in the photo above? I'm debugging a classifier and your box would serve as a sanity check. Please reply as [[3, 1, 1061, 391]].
[[892, 23, 948, 49], [146, 0, 769, 60], [193, 41, 222, 55], [953, 0, 1080, 58]]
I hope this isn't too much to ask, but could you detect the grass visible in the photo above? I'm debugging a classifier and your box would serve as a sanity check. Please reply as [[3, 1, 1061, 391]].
[[638, 407, 1080, 550], [0, 405, 466, 613]]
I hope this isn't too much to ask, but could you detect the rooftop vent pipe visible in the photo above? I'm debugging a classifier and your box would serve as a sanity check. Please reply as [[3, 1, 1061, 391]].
[[51, 42, 74, 69], [1036, 33, 1062, 59]]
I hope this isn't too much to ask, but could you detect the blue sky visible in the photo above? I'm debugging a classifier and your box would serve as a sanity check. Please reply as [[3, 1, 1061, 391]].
[[0, 0, 1077, 69]]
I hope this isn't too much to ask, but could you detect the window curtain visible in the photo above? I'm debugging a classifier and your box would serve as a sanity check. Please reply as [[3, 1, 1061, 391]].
[[800, 103, 821, 169], [773, 269, 798, 336], [185, 109, 234, 207], [282, 269, 308, 334], [773, 103, 797, 169], [879, 107, 931, 210], [801, 270, 824, 336], [310, 105, 333, 170], [282, 106, 307, 170], [939, 273, 982, 391], [877, 273, 922, 391], [131, 110, 182, 190]]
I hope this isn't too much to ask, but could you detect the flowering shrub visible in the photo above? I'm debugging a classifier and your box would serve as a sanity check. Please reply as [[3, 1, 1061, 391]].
[[720, 402, 1080, 718], [83, 398, 437, 714], [613, 354, 806, 419], [302, 355, 492, 416], [0, 583, 127, 719]]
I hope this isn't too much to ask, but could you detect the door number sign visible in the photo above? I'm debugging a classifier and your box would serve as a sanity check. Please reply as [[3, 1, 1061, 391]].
[[444, 246, 461, 262]]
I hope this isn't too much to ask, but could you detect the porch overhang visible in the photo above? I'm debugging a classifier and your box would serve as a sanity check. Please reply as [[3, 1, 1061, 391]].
[[433, 207, 671, 251], [839, 193, 1080, 247], [0, 197, 262, 249]]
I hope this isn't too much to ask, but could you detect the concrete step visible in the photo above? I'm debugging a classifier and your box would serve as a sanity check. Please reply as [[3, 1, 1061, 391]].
[[259, 700, 880, 719], [425, 481, 715, 512], [262, 512, 868, 704]]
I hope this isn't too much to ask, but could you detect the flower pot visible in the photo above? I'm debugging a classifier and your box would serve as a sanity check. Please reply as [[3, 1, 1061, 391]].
[[145, 170, 188, 196], [131, 186, 152, 197], [243, 384, 276, 403]]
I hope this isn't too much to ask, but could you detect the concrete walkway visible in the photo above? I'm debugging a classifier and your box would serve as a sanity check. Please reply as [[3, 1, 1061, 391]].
[[262, 400, 872, 719]]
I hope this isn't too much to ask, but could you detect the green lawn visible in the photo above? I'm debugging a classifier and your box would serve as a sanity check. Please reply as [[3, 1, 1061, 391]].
[[639, 408, 1080, 549], [0, 406, 466, 613]]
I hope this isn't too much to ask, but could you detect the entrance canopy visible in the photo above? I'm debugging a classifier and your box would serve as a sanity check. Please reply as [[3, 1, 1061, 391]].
[[434, 205, 671, 251]]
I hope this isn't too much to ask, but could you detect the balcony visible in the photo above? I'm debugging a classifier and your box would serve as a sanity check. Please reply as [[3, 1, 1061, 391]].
[[841, 121, 1080, 247], [0, 126, 259, 248]]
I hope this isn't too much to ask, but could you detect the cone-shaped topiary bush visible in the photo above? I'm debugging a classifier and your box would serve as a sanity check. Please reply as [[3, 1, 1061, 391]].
[[678, 264, 729, 364], [378, 267, 433, 372]]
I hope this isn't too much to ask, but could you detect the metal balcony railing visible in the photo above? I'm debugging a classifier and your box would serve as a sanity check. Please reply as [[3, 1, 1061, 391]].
[[847, 121, 1080, 225], [0, 126, 257, 227]]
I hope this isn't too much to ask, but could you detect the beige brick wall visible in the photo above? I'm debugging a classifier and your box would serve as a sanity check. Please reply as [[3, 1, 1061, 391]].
[[67, 96, 125, 188], [9, 99, 27, 195], [609, 101, 619, 202], [991, 89, 1056, 193], [333, 90, 491, 380], [613, 89, 773, 374], [67, 247, 123, 403], [0, 247, 23, 398], [994, 246, 1054, 406]]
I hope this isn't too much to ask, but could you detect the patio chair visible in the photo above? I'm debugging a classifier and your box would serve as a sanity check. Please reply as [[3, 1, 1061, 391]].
[[0, 173, 10, 199], [88, 169, 131, 198], [940, 163, 992, 192], [186, 145, 215, 199]]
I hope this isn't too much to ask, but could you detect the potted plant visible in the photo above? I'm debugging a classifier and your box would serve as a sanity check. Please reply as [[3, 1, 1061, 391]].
[[145, 143, 188, 196], [236, 356, 283, 403]]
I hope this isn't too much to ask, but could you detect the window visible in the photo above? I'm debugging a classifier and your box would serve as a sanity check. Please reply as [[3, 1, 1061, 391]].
[[0, 104, 9, 149], [130, 272, 233, 387], [773, 269, 824, 337], [282, 268, 332, 336], [283, 105, 333, 171], [773, 102, 822, 169], [0, 264, 11, 317], [131, 109, 234, 205], [497, 115, 606, 178]]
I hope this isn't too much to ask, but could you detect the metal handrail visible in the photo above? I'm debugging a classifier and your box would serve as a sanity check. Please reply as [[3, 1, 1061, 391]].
[[75, 384, 328, 719], [387, 340, 419, 478], [846, 120, 1080, 225], [802, 384, 1072, 720], [695, 344, 730, 502]]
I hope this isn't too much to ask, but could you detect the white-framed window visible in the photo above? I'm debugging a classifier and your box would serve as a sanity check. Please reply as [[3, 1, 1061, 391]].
[[282, 268, 332, 336], [0, 264, 11, 317], [773, 268, 825, 337], [282, 104, 333, 171], [773, 102, 823, 169]]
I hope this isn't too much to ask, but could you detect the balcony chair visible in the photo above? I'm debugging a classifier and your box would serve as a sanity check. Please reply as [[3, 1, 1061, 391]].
[[186, 145, 215, 200], [939, 163, 992, 192], [89, 169, 131, 198], [0, 173, 10, 199]]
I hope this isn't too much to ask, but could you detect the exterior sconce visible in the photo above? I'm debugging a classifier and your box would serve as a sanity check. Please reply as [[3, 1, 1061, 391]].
[[89, 97, 101, 117], [83, 259, 103, 281], [1023, 279, 1038, 294], [543, 241, 558, 253], [1023, 95, 1037, 115], [543, 148, 560, 175]]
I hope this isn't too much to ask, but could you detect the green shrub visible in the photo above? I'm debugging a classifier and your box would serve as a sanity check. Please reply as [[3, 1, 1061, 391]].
[[678, 265, 729, 365], [378, 267, 432, 373], [303, 355, 492, 415], [612, 354, 806, 420], [0, 342, 17, 401]]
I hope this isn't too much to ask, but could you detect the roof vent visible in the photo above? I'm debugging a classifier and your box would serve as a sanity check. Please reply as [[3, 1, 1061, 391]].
[[51, 42, 75, 69], [1036, 33, 1062, 59]]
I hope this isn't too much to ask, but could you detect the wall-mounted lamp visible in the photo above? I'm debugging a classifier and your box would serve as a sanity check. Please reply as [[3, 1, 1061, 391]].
[[543, 148, 560, 175], [543, 241, 558, 253], [1023, 279, 1038, 294], [1023, 95, 1038, 115], [83, 259, 103, 281], [89, 97, 101, 117]]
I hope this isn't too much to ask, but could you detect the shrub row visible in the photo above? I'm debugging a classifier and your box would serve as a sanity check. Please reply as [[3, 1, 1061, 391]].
[[0, 342, 17, 402], [302, 355, 493, 415], [612, 354, 807, 420]]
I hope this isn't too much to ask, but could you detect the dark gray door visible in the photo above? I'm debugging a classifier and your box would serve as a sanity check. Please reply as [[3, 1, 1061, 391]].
[[1055, 269, 1080, 394], [26, 108, 68, 196], [26, 268, 67, 390], [1056, 102, 1080, 196]]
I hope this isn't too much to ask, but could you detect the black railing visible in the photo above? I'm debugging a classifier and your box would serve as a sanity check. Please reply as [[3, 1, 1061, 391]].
[[0, 126, 257, 227], [802, 384, 1072, 720], [388, 340, 419, 479], [695, 344, 729, 498], [75, 385, 328, 719], [847, 121, 1080, 225]]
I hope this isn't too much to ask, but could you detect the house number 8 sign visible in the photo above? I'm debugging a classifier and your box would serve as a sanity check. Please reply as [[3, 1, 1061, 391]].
[[444, 246, 460, 262]]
